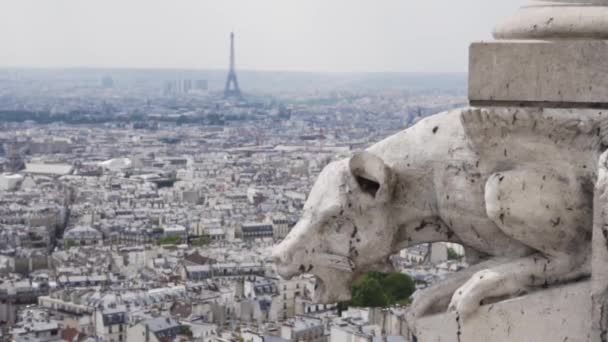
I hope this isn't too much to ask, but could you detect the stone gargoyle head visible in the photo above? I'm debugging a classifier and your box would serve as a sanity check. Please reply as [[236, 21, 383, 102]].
[[272, 151, 399, 303]]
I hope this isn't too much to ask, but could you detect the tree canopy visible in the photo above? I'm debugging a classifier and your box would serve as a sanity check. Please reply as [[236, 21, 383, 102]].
[[447, 247, 462, 260], [191, 236, 211, 247], [157, 235, 182, 245], [348, 272, 416, 308]]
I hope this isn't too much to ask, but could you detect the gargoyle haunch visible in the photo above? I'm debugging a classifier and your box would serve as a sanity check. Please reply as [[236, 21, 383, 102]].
[[272, 107, 607, 320]]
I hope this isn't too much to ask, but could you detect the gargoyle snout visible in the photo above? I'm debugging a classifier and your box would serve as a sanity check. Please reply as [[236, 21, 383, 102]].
[[271, 246, 300, 279], [271, 218, 313, 278], [271, 247, 293, 267]]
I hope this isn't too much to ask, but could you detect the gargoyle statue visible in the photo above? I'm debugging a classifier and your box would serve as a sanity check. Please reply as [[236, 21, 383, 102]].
[[273, 107, 606, 322]]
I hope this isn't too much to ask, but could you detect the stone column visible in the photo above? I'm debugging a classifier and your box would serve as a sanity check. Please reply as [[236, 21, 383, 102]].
[[495, 0, 608, 40], [469, 2, 608, 340], [469, 0, 608, 107]]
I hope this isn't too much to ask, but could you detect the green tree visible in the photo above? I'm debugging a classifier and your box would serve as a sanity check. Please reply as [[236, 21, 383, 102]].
[[192, 236, 211, 247], [64, 239, 77, 250], [447, 247, 462, 260], [346, 271, 416, 309], [157, 235, 182, 245], [350, 276, 389, 308], [383, 272, 416, 303], [182, 325, 193, 338]]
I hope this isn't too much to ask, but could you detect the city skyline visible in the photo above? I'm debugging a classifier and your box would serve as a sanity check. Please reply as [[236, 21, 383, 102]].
[[0, 0, 527, 73]]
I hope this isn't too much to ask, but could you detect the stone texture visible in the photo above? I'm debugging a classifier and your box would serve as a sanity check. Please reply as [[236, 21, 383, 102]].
[[414, 281, 592, 342], [272, 107, 604, 321], [592, 151, 608, 341], [470, 5, 608, 335], [494, 0, 608, 40], [469, 40, 608, 106]]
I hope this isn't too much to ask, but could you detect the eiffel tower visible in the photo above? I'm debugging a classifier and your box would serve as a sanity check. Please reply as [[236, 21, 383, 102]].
[[223, 32, 242, 99]]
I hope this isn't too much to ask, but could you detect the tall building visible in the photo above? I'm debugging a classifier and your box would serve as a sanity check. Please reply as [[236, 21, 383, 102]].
[[5, 145, 25, 173], [223, 32, 242, 99]]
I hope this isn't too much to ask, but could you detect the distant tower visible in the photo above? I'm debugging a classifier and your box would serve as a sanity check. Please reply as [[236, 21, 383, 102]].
[[224, 32, 242, 99], [5, 145, 25, 173]]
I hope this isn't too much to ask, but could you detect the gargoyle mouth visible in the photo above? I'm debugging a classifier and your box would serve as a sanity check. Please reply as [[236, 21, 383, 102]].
[[312, 274, 329, 303], [308, 253, 356, 304], [311, 273, 353, 304], [274, 252, 356, 303], [274, 252, 354, 279], [310, 253, 355, 303]]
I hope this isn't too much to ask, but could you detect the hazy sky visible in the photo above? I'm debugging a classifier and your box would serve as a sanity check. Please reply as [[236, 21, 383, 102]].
[[0, 0, 527, 72]]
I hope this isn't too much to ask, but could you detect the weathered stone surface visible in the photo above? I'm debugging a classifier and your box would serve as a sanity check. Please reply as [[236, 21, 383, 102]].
[[494, 0, 608, 40], [592, 151, 608, 341], [467, 3, 608, 340], [414, 281, 592, 342], [272, 107, 604, 322], [469, 40, 608, 106]]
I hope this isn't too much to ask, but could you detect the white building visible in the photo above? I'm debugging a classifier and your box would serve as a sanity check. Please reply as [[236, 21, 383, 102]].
[[63, 226, 102, 246], [280, 317, 325, 342], [94, 306, 128, 342], [0, 173, 23, 191], [23, 163, 73, 176], [127, 317, 184, 342]]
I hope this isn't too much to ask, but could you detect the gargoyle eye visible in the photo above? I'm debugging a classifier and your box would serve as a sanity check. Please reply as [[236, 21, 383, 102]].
[[355, 175, 380, 197]]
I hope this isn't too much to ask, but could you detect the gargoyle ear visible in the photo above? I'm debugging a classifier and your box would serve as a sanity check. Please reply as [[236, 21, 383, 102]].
[[349, 151, 394, 203]]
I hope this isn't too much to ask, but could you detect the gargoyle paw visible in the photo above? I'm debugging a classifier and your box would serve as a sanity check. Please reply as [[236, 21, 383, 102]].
[[447, 270, 498, 320], [410, 291, 437, 319], [447, 289, 479, 320]]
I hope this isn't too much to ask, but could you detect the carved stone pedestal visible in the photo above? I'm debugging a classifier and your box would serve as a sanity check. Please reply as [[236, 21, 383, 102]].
[[469, 40, 608, 106], [414, 281, 591, 342], [470, 0, 608, 107], [467, 1, 608, 341]]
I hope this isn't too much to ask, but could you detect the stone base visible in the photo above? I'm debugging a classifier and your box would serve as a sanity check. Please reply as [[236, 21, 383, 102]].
[[469, 40, 608, 107], [414, 281, 591, 342]]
